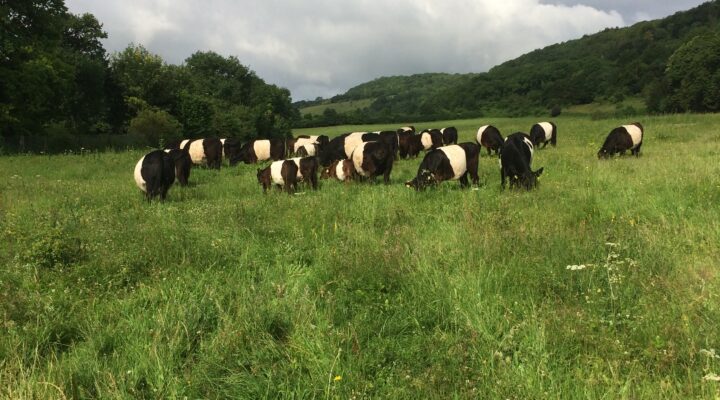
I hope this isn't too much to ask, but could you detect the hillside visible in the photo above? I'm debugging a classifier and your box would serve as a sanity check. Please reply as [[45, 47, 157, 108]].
[[296, 0, 720, 127]]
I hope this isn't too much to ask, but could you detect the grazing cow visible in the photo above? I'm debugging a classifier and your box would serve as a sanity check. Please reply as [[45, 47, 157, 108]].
[[257, 160, 298, 194], [440, 127, 458, 145], [238, 138, 286, 164], [134, 150, 175, 200], [405, 143, 480, 190], [530, 122, 557, 148], [163, 147, 192, 186], [222, 138, 243, 165], [296, 143, 317, 157], [186, 138, 223, 169], [287, 135, 330, 156], [317, 132, 379, 166], [476, 125, 504, 156], [419, 129, 444, 150], [320, 159, 356, 183], [350, 141, 394, 184], [500, 132, 544, 190], [376, 131, 400, 158], [397, 128, 416, 159], [597, 122, 644, 158], [290, 156, 319, 190]]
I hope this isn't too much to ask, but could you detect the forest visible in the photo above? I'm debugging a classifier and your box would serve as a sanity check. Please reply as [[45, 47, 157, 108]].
[[0, 1, 297, 153], [297, 1, 720, 127]]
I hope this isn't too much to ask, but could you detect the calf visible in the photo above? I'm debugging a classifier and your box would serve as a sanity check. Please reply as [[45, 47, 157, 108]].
[[405, 143, 479, 190], [320, 159, 356, 183], [238, 138, 286, 164], [597, 122, 644, 158], [290, 156, 319, 190], [500, 132, 544, 190], [164, 147, 192, 186], [476, 125, 503, 155], [134, 150, 175, 200], [187, 138, 223, 169], [529, 122, 557, 148], [440, 127, 458, 145], [351, 141, 394, 184], [257, 160, 298, 194]]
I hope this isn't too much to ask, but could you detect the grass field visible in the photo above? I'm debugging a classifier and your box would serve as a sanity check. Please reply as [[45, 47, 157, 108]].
[[299, 99, 375, 116], [1, 114, 720, 398]]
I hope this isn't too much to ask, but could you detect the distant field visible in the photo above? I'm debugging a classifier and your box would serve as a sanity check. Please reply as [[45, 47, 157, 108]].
[[2, 114, 720, 398], [299, 98, 374, 116]]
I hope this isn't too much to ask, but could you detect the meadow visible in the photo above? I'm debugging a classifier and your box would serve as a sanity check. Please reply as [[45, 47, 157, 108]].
[[1, 114, 719, 399]]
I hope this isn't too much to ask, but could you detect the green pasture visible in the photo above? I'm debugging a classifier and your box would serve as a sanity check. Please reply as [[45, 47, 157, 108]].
[[1, 114, 719, 398]]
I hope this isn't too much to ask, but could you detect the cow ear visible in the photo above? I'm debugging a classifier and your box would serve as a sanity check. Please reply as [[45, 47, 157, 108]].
[[534, 167, 544, 177]]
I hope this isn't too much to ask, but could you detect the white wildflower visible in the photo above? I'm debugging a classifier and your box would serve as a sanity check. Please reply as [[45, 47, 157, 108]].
[[566, 264, 587, 271], [703, 373, 720, 382]]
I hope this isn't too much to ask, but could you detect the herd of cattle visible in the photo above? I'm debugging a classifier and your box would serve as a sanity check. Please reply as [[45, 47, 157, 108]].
[[133, 122, 645, 200]]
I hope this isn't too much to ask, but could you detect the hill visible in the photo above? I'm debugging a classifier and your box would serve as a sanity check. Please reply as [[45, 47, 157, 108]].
[[296, 1, 720, 127]]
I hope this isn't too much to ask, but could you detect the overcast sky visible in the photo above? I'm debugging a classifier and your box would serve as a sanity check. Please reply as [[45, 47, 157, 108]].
[[66, 0, 707, 101]]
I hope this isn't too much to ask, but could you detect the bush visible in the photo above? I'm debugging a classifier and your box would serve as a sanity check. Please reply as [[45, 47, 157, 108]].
[[550, 106, 562, 117], [128, 109, 182, 147]]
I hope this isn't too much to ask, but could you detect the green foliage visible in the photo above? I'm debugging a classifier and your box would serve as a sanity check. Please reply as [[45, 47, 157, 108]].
[[127, 109, 182, 147], [664, 32, 720, 112]]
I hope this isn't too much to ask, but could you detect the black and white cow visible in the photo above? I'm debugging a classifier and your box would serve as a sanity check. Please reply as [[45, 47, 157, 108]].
[[163, 147, 192, 186], [529, 122, 557, 148], [500, 132, 544, 190], [405, 143, 480, 190], [185, 138, 223, 169], [317, 132, 379, 166], [476, 125, 503, 156], [289, 156, 319, 190], [419, 129, 445, 151], [257, 160, 298, 194], [238, 138, 286, 164], [134, 150, 175, 200], [440, 127, 458, 145], [597, 122, 644, 158], [287, 135, 329, 156], [375, 131, 400, 159], [296, 143, 317, 157], [320, 159, 356, 183], [350, 141, 394, 184]]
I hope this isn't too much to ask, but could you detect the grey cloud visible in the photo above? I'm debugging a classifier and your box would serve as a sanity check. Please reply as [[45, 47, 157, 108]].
[[65, 0, 695, 101]]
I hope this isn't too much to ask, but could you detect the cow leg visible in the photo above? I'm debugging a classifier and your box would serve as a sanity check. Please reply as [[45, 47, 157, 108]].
[[486, 147, 491, 156], [633, 143, 642, 156], [500, 168, 506, 190], [459, 173, 469, 189], [383, 163, 393, 185]]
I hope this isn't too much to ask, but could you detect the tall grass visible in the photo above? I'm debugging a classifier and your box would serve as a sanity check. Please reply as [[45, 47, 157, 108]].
[[1, 114, 719, 398]]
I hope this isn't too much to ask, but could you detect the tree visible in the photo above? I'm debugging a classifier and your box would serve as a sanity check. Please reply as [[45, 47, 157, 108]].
[[664, 33, 720, 112], [127, 109, 182, 147]]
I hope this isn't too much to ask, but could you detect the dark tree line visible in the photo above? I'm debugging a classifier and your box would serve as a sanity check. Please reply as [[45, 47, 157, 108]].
[[0, 0, 297, 153], [298, 1, 720, 127]]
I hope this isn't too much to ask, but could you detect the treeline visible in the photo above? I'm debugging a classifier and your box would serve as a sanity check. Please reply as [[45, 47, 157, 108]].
[[1, 1, 297, 153], [297, 1, 720, 127]]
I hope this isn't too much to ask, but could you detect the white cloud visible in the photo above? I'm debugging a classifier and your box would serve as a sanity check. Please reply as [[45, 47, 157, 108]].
[[65, 0, 636, 100]]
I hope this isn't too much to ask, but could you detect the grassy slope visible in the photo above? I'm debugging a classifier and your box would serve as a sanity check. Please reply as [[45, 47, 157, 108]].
[[1, 114, 720, 398], [299, 98, 374, 116]]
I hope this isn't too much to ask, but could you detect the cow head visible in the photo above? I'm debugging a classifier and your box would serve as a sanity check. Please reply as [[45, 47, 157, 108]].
[[405, 169, 436, 191], [597, 147, 613, 159], [520, 167, 543, 190]]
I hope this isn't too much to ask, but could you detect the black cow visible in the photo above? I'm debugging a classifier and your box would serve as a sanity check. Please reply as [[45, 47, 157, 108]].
[[237, 138, 286, 164], [397, 128, 416, 159], [500, 132, 544, 190], [317, 132, 378, 166], [350, 141, 394, 184], [405, 143, 479, 190], [597, 122, 644, 158], [257, 160, 298, 194], [376, 131, 400, 159], [184, 138, 223, 169], [290, 156, 319, 190], [529, 122, 557, 148], [440, 127, 458, 145], [476, 125, 503, 156], [221, 138, 243, 165], [320, 159, 356, 183], [164, 146, 192, 186], [134, 150, 175, 200]]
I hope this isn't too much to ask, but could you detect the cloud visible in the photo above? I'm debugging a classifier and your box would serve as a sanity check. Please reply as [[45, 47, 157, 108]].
[[66, 0, 636, 100]]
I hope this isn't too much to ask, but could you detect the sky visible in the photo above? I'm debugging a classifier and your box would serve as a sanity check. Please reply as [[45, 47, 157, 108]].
[[66, 0, 708, 101]]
